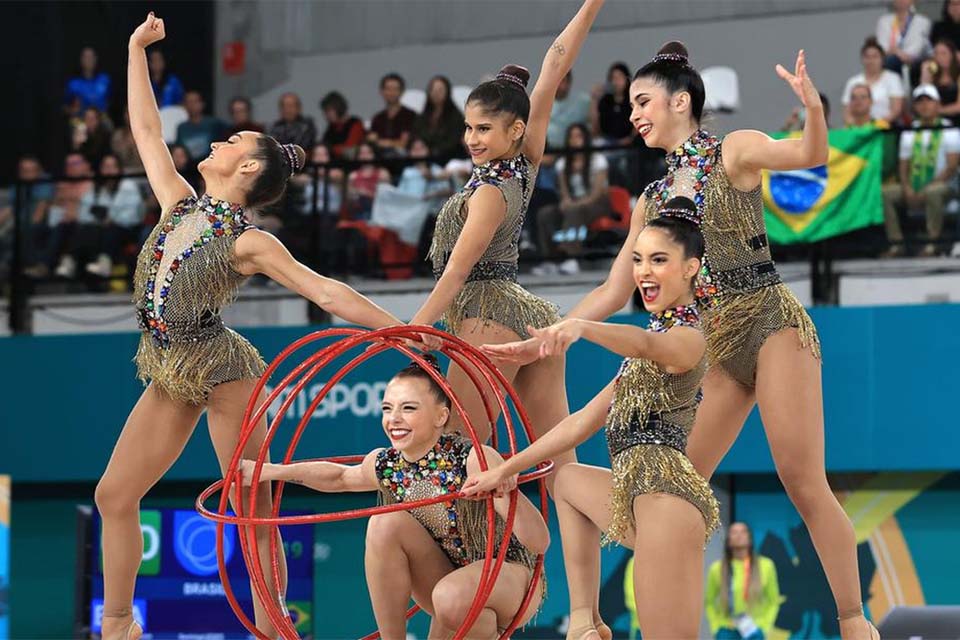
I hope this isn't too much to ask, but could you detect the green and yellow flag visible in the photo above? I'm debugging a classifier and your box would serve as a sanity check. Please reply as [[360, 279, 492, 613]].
[[763, 126, 884, 244]]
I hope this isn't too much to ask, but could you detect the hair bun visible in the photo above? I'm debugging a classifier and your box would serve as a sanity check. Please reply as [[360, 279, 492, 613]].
[[652, 41, 691, 66], [658, 195, 702, 226], [402, 352, 443, 376], [281, 143, 306, 178], [496, 64, 530, 90]]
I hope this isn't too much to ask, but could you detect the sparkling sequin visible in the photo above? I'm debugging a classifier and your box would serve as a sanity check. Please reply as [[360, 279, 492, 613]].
[[603, 303, 718, 543], [427, 155, 559, 338], [131, 194, 264, 405], [375, 434, 536, 569], [643, 130, 821, 387]]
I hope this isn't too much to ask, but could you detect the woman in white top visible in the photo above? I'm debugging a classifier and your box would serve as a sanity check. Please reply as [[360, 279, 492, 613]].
[[876, 0, 932, 73], [843, 36, 905, 124], [534, 122, 609, 275]]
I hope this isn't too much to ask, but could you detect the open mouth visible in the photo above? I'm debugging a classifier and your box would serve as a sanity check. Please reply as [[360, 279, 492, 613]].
[[388, 427, 412, 442], [640, 280, 660, 304], [637, 123, 653, 138]]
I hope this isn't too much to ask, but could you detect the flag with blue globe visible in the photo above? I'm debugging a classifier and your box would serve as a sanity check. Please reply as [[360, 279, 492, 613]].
[[763, 127, 884, 244]]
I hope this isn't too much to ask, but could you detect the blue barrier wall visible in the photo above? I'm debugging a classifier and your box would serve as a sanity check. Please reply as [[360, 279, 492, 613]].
[[2, 304, 960, 483]]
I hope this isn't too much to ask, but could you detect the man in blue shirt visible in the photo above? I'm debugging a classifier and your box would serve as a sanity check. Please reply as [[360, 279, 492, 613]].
[[175, 91, 225, 161]]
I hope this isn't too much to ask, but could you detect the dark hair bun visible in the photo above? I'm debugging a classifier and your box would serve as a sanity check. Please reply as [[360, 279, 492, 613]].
[[497, 64, 531, 89], [290, 145, 306, 173], [658, 41, 690, 60], [402, 352, 443, 375]]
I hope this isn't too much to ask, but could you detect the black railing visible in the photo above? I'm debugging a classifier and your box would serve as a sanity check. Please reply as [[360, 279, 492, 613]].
[[4, 128, 960, 333]]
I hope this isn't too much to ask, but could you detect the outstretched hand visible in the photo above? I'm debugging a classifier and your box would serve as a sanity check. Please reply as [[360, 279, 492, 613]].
[[480, 337, 543, 366], [461, 467, 508, 498], [776, 50, 821, 110], [130, 11, 166, 48]]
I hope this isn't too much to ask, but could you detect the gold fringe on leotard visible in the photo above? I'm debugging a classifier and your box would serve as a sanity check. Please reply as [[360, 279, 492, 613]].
[[604, 353, 719, 545], [443, 279, 560, 339]]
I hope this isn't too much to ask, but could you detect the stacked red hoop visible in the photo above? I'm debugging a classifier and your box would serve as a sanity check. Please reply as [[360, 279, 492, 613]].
[[197, 326, 552, 639]]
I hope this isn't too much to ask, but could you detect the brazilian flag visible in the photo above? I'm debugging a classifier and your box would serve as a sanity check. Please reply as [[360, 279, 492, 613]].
[[763, 127, 884, 244]]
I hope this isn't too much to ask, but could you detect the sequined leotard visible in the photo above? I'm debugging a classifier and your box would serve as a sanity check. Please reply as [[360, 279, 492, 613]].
[[605, 304, 719, 543], [376, 434, 538, 570], [428, 155, 559, 339], [644, 130, 820, 387], [132, 194, 266, 405]]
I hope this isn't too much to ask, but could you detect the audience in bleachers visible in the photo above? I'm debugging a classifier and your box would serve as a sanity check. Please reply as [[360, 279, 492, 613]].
[[844, 37, 906, 125], [345, 142, 390, 220], [546, 71, 591, 150], [45, 153, 94, 278], [5, 157, 53, 279], [297, 143, 344, 218], [18, 3, 960, 293], [148, 49, 184, 108], [75, 106, 113, 167], [932, 0, 960, 51], [111, 111, 144, 174], [876, 0, 932, 75], [844, 84, 889, 128], [226, 96, 264, 136], [534, 123, 610, 276], [882, 84, 960, 257], [64, 47, 111, 113], [369, 73, 417, 157], [269, 92, 317, 150], [412, 75, 466, 160], [70, 153, 144, 279], [175, 91, 225, 161], [919, 38, 960, 115], [320, 91, 366, 159]]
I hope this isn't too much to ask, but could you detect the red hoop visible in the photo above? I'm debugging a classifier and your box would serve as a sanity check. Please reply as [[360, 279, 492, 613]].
[[197, 326, 551, 639]]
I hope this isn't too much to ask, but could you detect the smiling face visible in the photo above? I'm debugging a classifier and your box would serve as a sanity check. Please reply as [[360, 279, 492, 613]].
[[632, 225, 699, 312], [463, 102, 524, 164], [381, 377, 449, 459], [629, 77, 690, 151]]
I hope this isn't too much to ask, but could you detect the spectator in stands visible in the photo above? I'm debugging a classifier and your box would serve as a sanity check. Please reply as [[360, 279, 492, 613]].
[[546, 71, 591, 150], [843, 37, 905, 124], [269, 92, 317, 150], [320, 91, 366, 159], [47, 153, 95, 278], [932, 0, 960, 52], [75, 106, 113, 166], [64, 46, 111, 112], [413, 75, 466, 160], [920, 38, 960, 115], [591, 62, 634, 145], [175, 90, 225, 161], [782, 93, 832, 131], [533, 123, 609, 276], [882, 84, 960, 257], [876, 0, 932, 74], [297, 143, 344, 217], [111, 111, 144, 174], [345, 142, 390, 220], [368, 73, 417, 157], [147, 49, 184, 107], [591, 62, 636, 187], [397, 137, 452, 207], [844, 84, 890, 128], [71, 153, 145, 279], [169, 143, 201, 192], [705, 522, 781, 640], [226, 96, 264, 136], [3, 156, 54, 279]]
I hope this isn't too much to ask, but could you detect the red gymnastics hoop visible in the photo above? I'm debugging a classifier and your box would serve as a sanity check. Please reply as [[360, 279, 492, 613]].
[[196, 325, 553, 640]]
